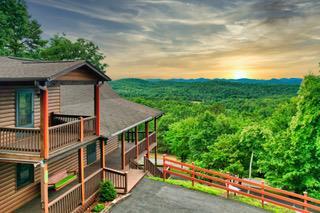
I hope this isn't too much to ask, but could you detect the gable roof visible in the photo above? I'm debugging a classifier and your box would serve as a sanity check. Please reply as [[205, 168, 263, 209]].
[[61, 84, 163, 137], [0, 57, 111, 82]]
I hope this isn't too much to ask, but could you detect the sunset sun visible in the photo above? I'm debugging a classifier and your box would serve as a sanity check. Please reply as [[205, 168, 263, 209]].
[[233, 70, 248, 79]]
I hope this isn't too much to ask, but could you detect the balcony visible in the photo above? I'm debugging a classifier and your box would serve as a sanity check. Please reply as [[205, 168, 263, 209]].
[[0, 114, 97, 158]]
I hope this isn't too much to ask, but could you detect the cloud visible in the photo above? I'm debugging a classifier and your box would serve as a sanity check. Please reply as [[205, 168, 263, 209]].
[[26, 0, 320, 79]]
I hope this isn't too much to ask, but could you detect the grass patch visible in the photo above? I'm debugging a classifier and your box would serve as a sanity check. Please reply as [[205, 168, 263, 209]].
[[148, 177, 294, 213], [148, 176, 224, 196]]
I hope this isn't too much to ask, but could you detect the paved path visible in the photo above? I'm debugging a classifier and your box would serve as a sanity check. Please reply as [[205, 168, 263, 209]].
[[111, 178, 267, 213]]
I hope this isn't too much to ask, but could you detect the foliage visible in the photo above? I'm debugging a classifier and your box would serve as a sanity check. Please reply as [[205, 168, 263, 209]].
[[112, 77, 320, 197], [0, 0, 46, 57], [99, 181, 117, 202], [92, 203, 105, 212], [40, 34, 107, 72], [0, 1, 107, 72]]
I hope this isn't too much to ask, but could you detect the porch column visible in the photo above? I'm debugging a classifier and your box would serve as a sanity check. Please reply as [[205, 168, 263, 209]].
[[40, 88, 49, 159], [121, 132, 125, 170], [135, 126, 139, 159], [101, 139, 106, 180], [78, 148, 85, 207], [40, 161, 49, 213], [94, 84, 100, 136], [154, 118, 158, 166], [145, 121, 149, 159]]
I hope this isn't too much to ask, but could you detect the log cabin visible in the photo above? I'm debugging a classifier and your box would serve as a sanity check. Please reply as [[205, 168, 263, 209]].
[[0, 57, 162, 213]]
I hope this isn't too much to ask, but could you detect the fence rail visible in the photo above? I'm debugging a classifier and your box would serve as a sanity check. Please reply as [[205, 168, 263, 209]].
[[48, 183, 82, 213], [163, 156, 320, 213], [103, 167, 128, 194], [0, 127, 41, 152]]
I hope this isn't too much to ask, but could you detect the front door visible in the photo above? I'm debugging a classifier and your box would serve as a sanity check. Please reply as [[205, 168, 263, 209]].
[[16, 89, 34, 128]]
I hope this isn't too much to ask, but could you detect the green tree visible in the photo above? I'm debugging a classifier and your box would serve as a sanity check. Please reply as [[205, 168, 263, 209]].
[[0, 0, 46, 57], [40, 34, 107, 72]]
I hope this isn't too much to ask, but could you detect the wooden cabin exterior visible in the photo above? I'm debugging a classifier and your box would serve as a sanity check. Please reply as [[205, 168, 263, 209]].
[[0, 57, 161, 213]]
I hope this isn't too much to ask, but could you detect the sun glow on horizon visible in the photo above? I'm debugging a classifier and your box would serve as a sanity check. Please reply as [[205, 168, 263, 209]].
[[233, 70, 248, 79]]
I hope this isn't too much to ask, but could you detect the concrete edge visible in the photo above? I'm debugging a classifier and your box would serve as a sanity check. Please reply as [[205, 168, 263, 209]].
[[104, 193, 132, 213]]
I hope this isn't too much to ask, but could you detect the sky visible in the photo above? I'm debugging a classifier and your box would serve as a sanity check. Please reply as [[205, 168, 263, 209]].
[[26, 0, 320, 80]]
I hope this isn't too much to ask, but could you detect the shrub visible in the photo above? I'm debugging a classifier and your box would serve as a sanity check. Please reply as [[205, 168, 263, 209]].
[[92, 203, 105, 212], [99, 180, 117, 202]]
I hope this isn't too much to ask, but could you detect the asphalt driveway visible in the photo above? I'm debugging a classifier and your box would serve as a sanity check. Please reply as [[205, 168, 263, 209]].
[[110, 178, 267, 213]]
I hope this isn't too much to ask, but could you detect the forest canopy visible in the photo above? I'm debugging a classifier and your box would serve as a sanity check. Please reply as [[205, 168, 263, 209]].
[[111, 77, 320, 199], [0, 0, 107, 71]]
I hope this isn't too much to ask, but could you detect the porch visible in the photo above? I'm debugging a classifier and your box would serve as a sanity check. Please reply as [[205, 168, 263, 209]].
[[15, 131, 157, 213], [0, 113, 97, 158]]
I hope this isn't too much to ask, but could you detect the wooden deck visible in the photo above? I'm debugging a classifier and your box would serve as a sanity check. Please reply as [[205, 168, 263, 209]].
[[15, 146, 146, 213]]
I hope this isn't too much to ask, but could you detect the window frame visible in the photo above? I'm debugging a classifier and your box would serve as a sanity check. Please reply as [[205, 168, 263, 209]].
[[87, 142, 97, 165], [16, 164, 34, 189], [15, 88, 34, 128]]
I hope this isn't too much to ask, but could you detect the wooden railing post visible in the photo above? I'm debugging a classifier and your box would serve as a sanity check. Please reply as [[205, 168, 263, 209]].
[[303, 191, 308, 212], [144, 154, 147, 173], [154, 118, 158, 166], [121, 132, 125, 170], [79, 117, 84, 142], [261, 181, 265, 208], [135, 126, 139, 159], [163, 154, 166, 181], [94, 84, 100, 136], [191, 162, 195, 187], [40, 88, 49, 159], [101, 139, 106, 180], [226, 172, 230, 198], [40, 161, 49, 213], [145, 121, 149, 159], [124, 172, 128, 194], [78, 148, 85, 207]]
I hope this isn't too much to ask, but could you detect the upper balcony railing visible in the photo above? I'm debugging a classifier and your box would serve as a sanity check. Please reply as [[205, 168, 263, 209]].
[[0, 114, 96, 156]]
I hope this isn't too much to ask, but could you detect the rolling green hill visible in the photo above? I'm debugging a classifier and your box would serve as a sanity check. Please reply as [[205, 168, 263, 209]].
[[110, 78, 300, 101]]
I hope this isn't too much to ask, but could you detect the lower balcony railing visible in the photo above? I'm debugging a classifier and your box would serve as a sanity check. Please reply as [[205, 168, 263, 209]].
[[0, 114, 96, 155], [125, 132, 156, 165]]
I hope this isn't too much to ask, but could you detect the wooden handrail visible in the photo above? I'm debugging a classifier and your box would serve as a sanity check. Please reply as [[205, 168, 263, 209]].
[[103, 167, 126, 175], [48, 183, 82, 207], [48, 119, 80, 130], [85, 168, 103, 182], [163, 156, 320, 212], [0, 126, 40, 131]]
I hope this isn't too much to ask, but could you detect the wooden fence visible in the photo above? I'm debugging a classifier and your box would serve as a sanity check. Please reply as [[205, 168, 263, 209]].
[[163, 156, 320, 213]]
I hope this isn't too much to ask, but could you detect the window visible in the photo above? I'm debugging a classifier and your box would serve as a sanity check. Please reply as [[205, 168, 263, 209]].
[[87, 143, 97, 165], [16, 89, 34, 127], [16, 164, 34, 189]]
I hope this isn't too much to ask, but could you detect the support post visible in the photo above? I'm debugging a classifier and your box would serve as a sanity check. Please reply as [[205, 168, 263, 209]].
[[40, 89, 49, 159], [154, 118, 158, 166], [94, 84, 100, 136], [79, 117, 84, 142], [145, 121, 149, 159], [163, 154, 166, 181], [191, 162, 195, 187], [78, 148, 85, 207], [101, 139, 106, 180], [121, 132, 125, 170], [135, 126, 139, 159], [261, 181, 265, 208], [303, 191, 308, 211], [226, 172, 230, 198], [40, 161, 49, 213]]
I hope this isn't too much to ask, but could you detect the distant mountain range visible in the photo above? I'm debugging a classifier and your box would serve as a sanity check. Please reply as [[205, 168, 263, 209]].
[[147, 78, 302, 85]]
